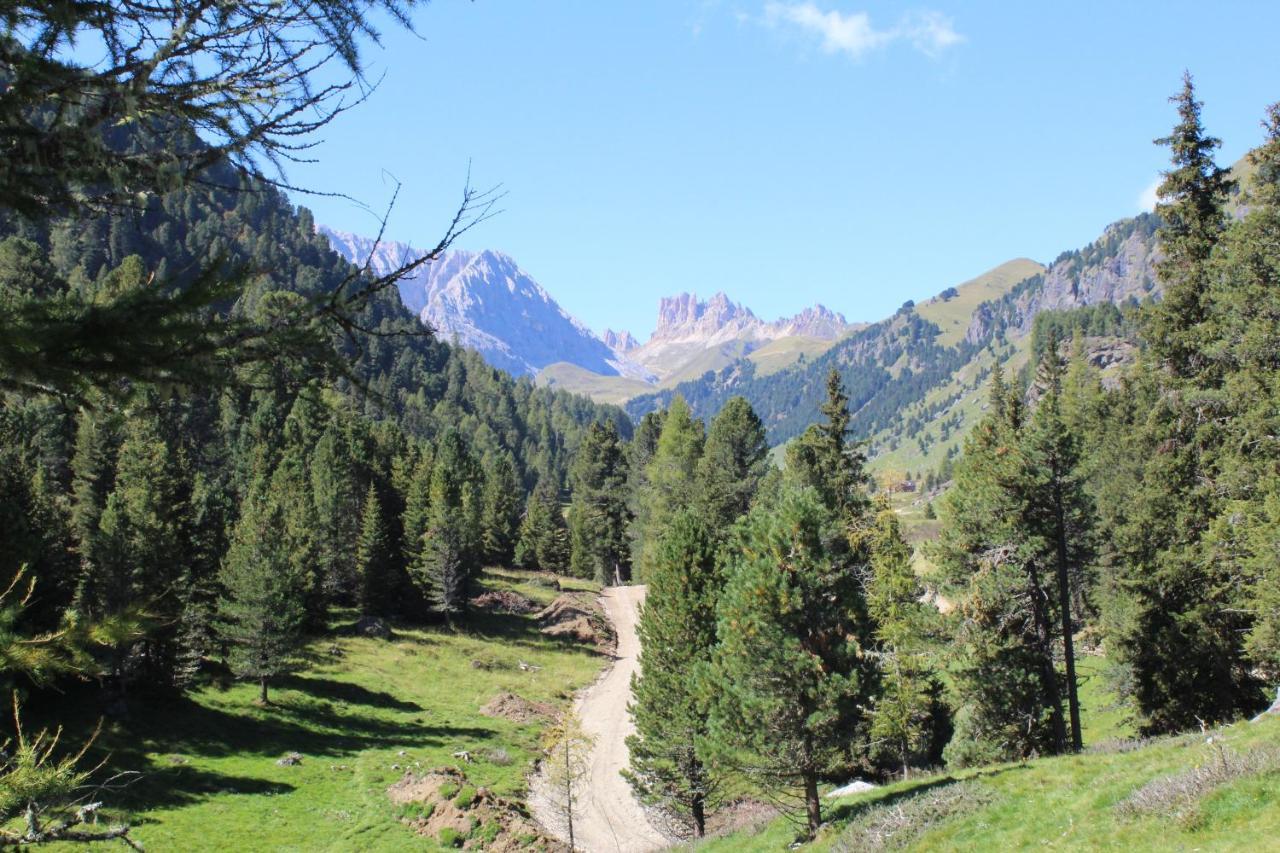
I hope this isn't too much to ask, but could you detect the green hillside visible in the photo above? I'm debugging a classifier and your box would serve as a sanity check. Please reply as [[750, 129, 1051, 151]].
[[914, 257, 1045, 347], [747, 334, 847, 377], [536, 361, 654, 404], [43, 569, 605, 851], [705, 714, 1280, 851]]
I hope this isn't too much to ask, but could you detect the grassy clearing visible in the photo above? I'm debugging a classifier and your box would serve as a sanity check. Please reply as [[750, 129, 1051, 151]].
[[42, 569, 605, 851], [700, 714, 1280, 851]]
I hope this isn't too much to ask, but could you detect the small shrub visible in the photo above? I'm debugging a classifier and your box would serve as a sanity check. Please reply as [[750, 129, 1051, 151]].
[[395, 801, 434, 821], [437, 826, 465, 847], [437, 781, 460, 801], [475, 821, 501, 845], [453, 784, 478, 810], [1115, 743, 1280, 826], [833, 781, 996, 852], [483, 747, 513, 766]]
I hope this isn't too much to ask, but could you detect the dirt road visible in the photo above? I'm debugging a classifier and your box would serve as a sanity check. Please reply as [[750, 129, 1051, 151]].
[[530, 585, 669, 852]]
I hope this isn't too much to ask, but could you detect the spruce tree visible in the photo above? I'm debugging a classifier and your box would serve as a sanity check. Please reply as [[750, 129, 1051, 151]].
[[514, 477, 570, 575], [633, 397, 703, 583], [568, 421, 631, 584], [218, 473, 308, 704], [311, 420, 360, 600], [627, 511, 721, 836], [1021, 331, 1094, 751], [695, 396, 769, 533], [1146, 71, 1235, 378], [785, 369, 868, 520], [934, 369, 1067, 762], [865, 502, 945, 777], [706, 486, 871, 838], [624, 410, 666, 569], [413, 429, 481, 624], [479, 452, 522, 567], [356, 483, 391, 617]]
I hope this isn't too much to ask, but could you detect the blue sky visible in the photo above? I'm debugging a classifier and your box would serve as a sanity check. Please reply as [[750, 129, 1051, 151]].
[[293, 1, 1280, 339]]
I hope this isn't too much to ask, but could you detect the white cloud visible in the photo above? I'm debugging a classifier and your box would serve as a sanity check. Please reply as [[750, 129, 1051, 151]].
[[761, 2, 963, 60], [1139, 177, 1161, 212]]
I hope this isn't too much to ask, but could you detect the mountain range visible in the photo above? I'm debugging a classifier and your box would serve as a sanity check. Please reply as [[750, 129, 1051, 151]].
[[320, 156, 1250, 476], [320, 226, 857, 399]]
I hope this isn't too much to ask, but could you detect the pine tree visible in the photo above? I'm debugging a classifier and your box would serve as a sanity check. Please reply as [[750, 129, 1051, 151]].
[[633, 397, 703, 583], [1146, 71, 1235, 378], [785, 369, 868, 520], [413, 429, 481, 624], [933, 370, 1066, 763], [311, 419, 360, 600], [1106, 78, 1258, 733], [479, 452, 521, 567], [356, 483, 391, 617], [514, 477, 570, 574], [568, 421, 631, 584], [1021, 330, 1094, 751], [218, 473, 308, 704], [865, 502, 945, 777], [695, 396, 769, 533], [627, 511, 721, 836], [706, 486, 871, 838]]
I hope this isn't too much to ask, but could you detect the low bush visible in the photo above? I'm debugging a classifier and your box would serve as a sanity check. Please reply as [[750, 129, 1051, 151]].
[[832, 781, 996, 851], [1115, 743, 1280, 826]]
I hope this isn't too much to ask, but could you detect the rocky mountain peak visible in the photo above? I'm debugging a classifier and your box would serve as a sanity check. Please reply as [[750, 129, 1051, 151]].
[[603, 329, 639, 352], [652, 292, 759, 342]]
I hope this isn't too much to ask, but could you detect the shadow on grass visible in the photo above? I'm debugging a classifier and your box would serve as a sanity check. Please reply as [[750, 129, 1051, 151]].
[[824, 763, 1027, 825], [37, 680, 499, 817], [279, 674, 423, 712]]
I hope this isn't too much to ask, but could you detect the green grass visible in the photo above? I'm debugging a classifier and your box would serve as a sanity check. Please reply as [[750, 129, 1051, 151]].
[[535, 361, 654, 404], [43, 569, 605, 851], [701, 713, 1280, 851], [914, 258, 1044, 348], [747, 335, 844, 377]]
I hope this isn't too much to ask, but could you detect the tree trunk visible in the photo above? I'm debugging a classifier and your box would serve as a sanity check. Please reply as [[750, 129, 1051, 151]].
[[1027, 563, 1067, 753], [692, 791, 705, 838], [803, 771, 822, 838], [1052, 479, 1083, 752], [260, 676, 269, 704]]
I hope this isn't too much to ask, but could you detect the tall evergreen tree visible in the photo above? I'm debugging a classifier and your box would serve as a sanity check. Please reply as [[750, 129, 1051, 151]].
[[706, 486, 871, 838], [568, 421, 631, 584], [311, 419, 360, 600], [356, 483, 391, 617], [1021, 331, 1095, 751], [413, 429, 481, 625], [218, 470, 309, 704], [695, 396, 769, 533], [479, 452, 522, 567], [865, 502, 946, 777], [1146, 72, 1235, 378], [627, 511, 721, 836], [633, 397, 703, 583], [785, 369, 868, 520], [934, 369, 1067, 763], [514, 476, 570, 575]]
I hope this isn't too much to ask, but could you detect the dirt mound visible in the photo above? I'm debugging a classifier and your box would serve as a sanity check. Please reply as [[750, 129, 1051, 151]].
[[480, 692, 558, 724], [536, 593, 612, 647], [470, 590, 539, 614], [388, 767, 561, 851]]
